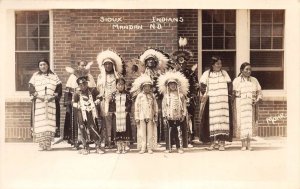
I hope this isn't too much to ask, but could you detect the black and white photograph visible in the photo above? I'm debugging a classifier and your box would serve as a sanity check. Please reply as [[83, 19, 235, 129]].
[[0, 0, 299, 189]]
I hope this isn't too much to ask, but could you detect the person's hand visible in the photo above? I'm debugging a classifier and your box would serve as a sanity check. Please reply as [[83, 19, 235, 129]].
[[94, 99, 100, 105], [180, 116, 185, 122], [135, 119, 140, 124]]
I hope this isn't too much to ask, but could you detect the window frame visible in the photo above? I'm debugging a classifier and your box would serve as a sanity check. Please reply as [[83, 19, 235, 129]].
[[198, 9, 286, 99], [8, 10, 53, 99]]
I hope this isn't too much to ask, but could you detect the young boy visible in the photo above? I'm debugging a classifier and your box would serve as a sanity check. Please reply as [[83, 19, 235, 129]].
[[158, 71, 189, 153], [109, 78, 132, 154], [73, 76, 103, 155], [131, 74, 158, 154]]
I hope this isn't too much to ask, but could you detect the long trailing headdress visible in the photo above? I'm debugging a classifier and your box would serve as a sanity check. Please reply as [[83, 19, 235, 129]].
[[97, 49, 125, 85], [130, 73, 153, 98], [157, 70, 189, 97]]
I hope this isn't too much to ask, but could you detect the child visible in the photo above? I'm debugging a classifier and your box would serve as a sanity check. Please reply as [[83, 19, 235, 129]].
[[73, 76, 104, 155], [131, 74, 158, 154], [158, 71, 189, 153], [109, 78, 132, 154]]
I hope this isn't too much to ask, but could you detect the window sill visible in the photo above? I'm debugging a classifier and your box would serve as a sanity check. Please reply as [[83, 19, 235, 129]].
[[261, 90, 287, 101]]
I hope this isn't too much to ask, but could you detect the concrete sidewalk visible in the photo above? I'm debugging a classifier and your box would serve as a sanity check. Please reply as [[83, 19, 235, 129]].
[[0, 138, 289, 189]]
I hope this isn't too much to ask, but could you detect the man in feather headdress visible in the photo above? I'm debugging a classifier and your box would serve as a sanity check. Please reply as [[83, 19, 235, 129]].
[[62, 60, 96, 149], [97, 50, 125, 149], [137, 48, 170, 143], [157, 70, 189, 153], [171, 37, 200, 147]]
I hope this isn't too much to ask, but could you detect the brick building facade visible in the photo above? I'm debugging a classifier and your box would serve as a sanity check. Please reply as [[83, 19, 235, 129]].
[[4, 9, 287, 142]]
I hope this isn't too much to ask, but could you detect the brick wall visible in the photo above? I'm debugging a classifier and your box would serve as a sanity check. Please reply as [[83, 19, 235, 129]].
[[5, 102, 32, 142]]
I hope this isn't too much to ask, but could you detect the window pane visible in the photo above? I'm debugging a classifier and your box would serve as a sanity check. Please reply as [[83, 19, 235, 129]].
[[225, 37, 235, 49], [16, 38, 27, 51], [251, 71, 283, 89], [27, 12, 38, 24], [213, 37, 224, 49], [28, 38, 39, 50], [28, 25, 39, 37], [213, 11, 224, 23], [273, 24, 284, 36], [202, 10, 213, 23], [39, 38, 50, 50], [250, 10, 260, 24], [250, 37, 260, 49], [40, 25, 49, 37], [261, 24, 272, 36], [250, 24, 260, 37], [202, 37, 212, 49], [213, 24, 224, 36], [202, 51, 236, 79], [225, 24, 235, 36], [16, 25, 27, 37], [15, 52, 49, 91], [273, 11, 284, 23], [15, 12, 27, 24], [225, 10, 235, 23], [39, 11, 49, 24], [273, 37, 283, 49], [202, 24, 212, 36], [250, 51, 283, 67], [261, 37, 271, 49]]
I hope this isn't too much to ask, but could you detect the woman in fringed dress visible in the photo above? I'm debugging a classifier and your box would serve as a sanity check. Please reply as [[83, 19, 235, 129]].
[[199, 56, 233, 151], [232, 62, 262, 151], [29, 59, 62, 151]]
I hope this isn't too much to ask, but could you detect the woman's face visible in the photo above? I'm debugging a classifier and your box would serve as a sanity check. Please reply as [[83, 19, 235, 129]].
[[39, 61, 49, 73], [78, 61, 86, 70], [117, 82, 125, 92], [104, 62, 113, 73], [143, 84, 151, 94], [168, 82, 177, 91], [212, 60, 222, 72], [242, 65, 252, 77]]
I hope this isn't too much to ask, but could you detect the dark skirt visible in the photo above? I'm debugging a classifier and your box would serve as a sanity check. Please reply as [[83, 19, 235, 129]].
[[199, 97, 233, 142]]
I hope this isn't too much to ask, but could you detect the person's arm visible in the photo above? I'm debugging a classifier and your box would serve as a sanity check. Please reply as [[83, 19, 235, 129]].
[[134, 94, 140, 122], [125, 93, 132, 112]]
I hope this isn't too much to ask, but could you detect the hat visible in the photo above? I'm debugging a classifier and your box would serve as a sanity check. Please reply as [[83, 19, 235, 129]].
[[76, 76, 88, 85], [157, 70, 189, 96], [139, 48, 169, 73], [97, 50, 124, 74], [130, 74, 153, 97]]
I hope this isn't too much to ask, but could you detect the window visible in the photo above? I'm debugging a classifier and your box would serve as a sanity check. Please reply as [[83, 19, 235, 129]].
[[202, 10, 236, 79], [15, 11, 50, 91], [250, 10, 284, 90]]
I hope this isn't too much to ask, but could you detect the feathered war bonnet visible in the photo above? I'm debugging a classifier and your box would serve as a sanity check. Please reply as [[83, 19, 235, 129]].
[[172, 37, 193, 65], [130, 74, 153, 97], [157, 70, 189, 96], [65, 61, 93, 85], [138, 48, 170, 74], [97, 49, 125, 85]]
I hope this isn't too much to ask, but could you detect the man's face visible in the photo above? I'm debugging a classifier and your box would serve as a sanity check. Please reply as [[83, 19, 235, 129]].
[[168, 82, 177, 91], [78, 61, 86, 70], [145, 57, 156, 69], [79, 82, 88, 91], [143, 84, 151, 94], [104, 61, 113, 73]]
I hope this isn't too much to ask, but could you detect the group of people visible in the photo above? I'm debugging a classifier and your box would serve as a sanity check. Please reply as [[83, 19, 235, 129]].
[[29, 37, 262, 155]]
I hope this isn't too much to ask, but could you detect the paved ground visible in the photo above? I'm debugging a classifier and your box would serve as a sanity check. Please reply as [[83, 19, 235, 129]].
[[0, 138, 295, 189]]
